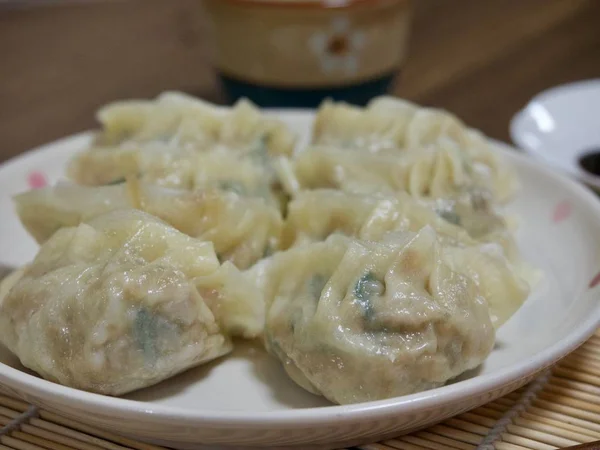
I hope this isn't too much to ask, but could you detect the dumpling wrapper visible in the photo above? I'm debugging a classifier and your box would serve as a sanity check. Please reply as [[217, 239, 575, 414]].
[[0, 209, 263, 396], [287, 144, 516, 247], [14, 181, 282, 269], [290, 143, 475, 200], [284, 189, 476, 248], [68, 93, 296, 187], [284, 190, 530, 328], [312, 97, 518, 202], [367, 96, 519, 202], [254, 228, 496, 404], [284, 189, 519, 261]]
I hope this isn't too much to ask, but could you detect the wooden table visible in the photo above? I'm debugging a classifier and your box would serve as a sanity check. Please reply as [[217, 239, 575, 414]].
[[1, 0, 599, 161]]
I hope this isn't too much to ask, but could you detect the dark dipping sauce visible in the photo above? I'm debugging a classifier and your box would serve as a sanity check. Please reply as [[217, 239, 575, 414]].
[[579, 149, 600, 177]]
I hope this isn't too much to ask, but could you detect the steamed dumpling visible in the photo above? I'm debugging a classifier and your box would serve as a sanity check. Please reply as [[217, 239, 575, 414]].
[[441, 243, 530, 328], [68, 92, 296, 187], [257, 228, 496, 404], [290, 143, 474, 199], [283, 190, 529, 327], [188, 151, 275, 200], [92, 91, 221, 147], [287, 144, 515, 251], [313, 99, 412, 153], [367, 97, 518, 202], [14, 183, 130, 243], [14, 181, 282, 269], [0, 210, 264, 395], [135, 185, 283, 268], [283, 189, 475, 249], [95, 92, 295, 158], [313, 98, 518, 202]]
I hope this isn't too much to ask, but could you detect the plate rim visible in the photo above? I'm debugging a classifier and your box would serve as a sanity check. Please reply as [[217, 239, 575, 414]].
[[1, 115, 599, 428]]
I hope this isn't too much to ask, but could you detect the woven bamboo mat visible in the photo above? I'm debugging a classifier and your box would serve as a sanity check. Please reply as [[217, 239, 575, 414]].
[[0, 332, 599, 450]]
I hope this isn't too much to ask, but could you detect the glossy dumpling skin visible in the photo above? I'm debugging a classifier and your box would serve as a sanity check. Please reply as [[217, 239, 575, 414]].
[[289, 145, 514, 248], [14, 182, 282, 269], [135, 185, 283, 268], [14, 183, 130, 243], [283, 189, 474, 249], [257, 228, 496, 404], [313, 99, 412, 153], [367, 97, 518, 203], [291, 144, 476, 199], [67, 92, 296, 187], [313, 98, 518, 203], [188, 151, 276, 200], [172, 150, 288, 212], [284, 190, 529, 328], [0, 210, 264, 396]]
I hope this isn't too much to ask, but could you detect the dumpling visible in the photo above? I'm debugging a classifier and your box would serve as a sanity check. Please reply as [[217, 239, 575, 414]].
[[257, 228, 496, 404], [133, 185, 283, 268], [287, 144, 516, 251], [440, 243, 530, 328], [283, 190, 529, 325], [290, 144, 472, 198], [14, 181, 282, 269], [313, 99, 411, 153], [367, 97, 519, 202], [68, 92, 296, 187], [93, 92, 220, 147], [312, 98, 518, 202], [14, 182, 130, 244], [94, 91, 296, 157], [282, 189, 475, 249], [0, 209, 264, 396], [65, 146, 280, 211], [427, 187, 521, 262], [186, 151, 282, 207], [190, 152, 271, 196]]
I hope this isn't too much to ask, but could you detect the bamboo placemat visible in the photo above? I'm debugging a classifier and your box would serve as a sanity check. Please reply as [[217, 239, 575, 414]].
[[0, 331, 599, 450]]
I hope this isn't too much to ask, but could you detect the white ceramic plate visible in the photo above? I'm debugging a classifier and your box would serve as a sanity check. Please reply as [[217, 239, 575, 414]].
[[1, 111, 600, 450], [510, 78, 600, 190]]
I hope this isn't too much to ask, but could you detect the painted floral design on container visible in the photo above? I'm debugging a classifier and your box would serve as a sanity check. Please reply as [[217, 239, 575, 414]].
[[309, 17, 366, 75]]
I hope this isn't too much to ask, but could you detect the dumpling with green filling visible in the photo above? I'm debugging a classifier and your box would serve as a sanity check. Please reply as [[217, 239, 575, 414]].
[[0, 209, 264, 396], [91, 91, 220, 147], [255, 228, 496, 404], [313, 99, 411, 153], [135, 184, 283, 268], [188, 151, 280, 206], [287, 144, 516, 252], [68, 92, 296, 187], [283, 190, 530, 327], [284, 189, 519, 260], [283, 189, 475, 249], [312, 98, 517, 202], [367, 96, 518, 202], [65, 145, 281, 208], [14, 181, 283, 269], [289, 143, 474, 199]]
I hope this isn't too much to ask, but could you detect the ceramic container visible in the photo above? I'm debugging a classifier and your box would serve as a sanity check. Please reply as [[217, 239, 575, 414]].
[[203, 0, 412, 107], [510, 79, 600, 191]]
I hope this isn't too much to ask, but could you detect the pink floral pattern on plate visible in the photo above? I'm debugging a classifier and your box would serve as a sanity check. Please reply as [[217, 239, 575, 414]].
[[548, 201, 600, 289], [27, 171, 47, 189], [552, 200, 572, 223], [589, 272, 600, 289]]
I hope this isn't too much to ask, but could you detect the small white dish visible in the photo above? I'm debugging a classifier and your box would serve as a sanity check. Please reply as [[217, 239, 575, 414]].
[[0, 111, 599, 449], [510, 78, 600, 189]]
